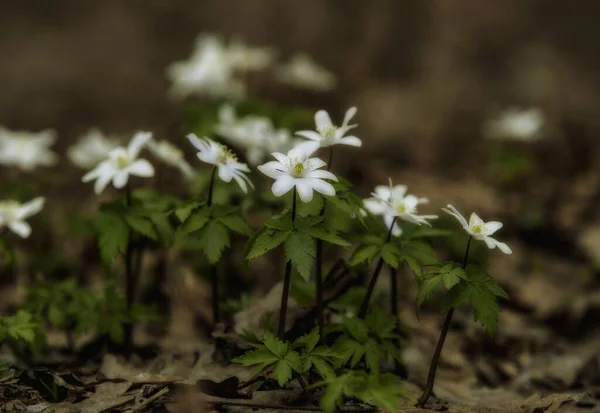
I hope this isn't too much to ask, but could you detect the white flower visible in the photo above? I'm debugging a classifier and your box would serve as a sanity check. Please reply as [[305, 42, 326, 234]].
[[215, 104, 296, 166], [275, 54, 336, 91], [67, 128, 120, 169], [187, 134, 253, 193], [366, 180, 437, 227], [82, 132, 155, 194], [166, 34, 273, 100], [484, 107, 545, 142], [296, 107, 362, 148], [363, 185, 404, 236], [0, 197, 45, 238], [0, 128, 58, 171], [257, 144, 337, 202], [442, 205, 512, 254], [148, 139, 194, 179], [227, 39, 274, 71]]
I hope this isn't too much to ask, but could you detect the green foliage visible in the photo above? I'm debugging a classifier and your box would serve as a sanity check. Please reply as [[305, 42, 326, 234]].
[[314, 370, 404, 413], [0, 310, 46, 350], [95, 211, 130, 266], [443, 264, 509, 336], [292, 328, 345, 379], [328, 311, 401, 375], [233, 331, 302, 386], [416, 262, 467, 310], [246, 210, 349, 280]]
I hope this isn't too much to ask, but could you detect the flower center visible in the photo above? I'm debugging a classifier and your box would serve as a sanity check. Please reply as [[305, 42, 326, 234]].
[[318, 126, 337, 139], [395, 202, 414, 215], [293, 162, 305, 177], [0, 201, 19, 220], [115, 154, 130, 169], [472, 224, 483, 234], [216, 144, 237, 163]]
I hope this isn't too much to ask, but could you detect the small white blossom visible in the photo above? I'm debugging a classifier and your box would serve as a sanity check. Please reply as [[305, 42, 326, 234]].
[[363, 185, 403, 236], [296, 107, 362, 148], [484, 107, 545, 142], [82, 131, 155, 194], [148, 139, 194, 179], [215, 104, 295, 166], [275, 54, 336, 91], [442, 204, 512, 254], [0, 197, 45, 238], [367, 180, 437, 227], [67, 128, 120, 169], [167, 34, 273, 100], [187, 134, 253, 193], [258, 143, 337, 202], [0, 128, 58, 171]]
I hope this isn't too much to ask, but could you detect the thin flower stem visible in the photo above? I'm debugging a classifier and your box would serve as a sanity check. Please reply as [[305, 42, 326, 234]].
[[358, 217, 397, 319], [124, 183, 135, 355], [314, 146, 334, 334], [416, 236, 473, 408], [278, 187, 297, 339], [207, 166, 217, 207], [390, 265, 402, 373]]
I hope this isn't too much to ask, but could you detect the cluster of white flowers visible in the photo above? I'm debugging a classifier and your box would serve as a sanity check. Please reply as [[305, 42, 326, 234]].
[[166, 33, 337, 99], [0, 128, 58, 171], [214, 105, 296, 166], [167, 35, 274, 100], [484, 107, 545, 142]]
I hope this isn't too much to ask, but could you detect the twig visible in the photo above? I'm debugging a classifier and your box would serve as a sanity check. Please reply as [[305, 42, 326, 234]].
[[124, 386, 170, 413]]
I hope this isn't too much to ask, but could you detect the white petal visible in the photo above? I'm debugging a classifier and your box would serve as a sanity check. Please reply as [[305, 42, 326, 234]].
[[469, 213, 484, 229], [187, 133, 208, 152], [258, 161, 285, 179], [271, 152, 288, 164], [198, 151, 218, 165], [295, 181, 314, 202], [306, 158, 327, 171], [306, 178, 335, 197], [112, 170, 130, 188], [315, 110, 333, 131], [390, 185, 408, 200], [495, 240, 512, 254], [296, 130, 323, 142], [442, 205, 470, 233], [294, 140, 321, 155], [272, 176, 296, 197], [307, 169, 337, 181], [8, 221, 32, 238], [342, 107, 357, 127], [364, 198, 387, 215], [16, 197, 45, 220], [128, 131, 152, 159], [94, 171, 113, 194], [484, 221, 503, 235], [232, 171, 252, 193], [218, 164, 234, 182], [374, 185, 392, 201], [338, 136, 362, 147], [128, 159, 155, 177], [82, 162, 108, 182]]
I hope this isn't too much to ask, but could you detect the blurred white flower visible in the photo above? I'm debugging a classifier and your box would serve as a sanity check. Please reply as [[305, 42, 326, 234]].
[[363, 184, 405, 236], [82, 132, 155, 194], [275, 53, 337, 91], [187, 134, 253, 193], [67, 128, 120, 169], [258, 143, 337, 202], [297, 107, 361, 148], [0, 197, 45, 238], [442, 205, 512, 254], [0, 128, 58, 171], [167, 34, 273, 100], [215, 104, 295, 166], [148, 139, 194, 179], [484, 107, 545, 142], [367, 180, 436, 227]]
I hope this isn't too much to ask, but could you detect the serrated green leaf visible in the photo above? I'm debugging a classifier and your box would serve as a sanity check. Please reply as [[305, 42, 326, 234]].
[[233, 347, 279, 366], [311, 356, 336, 379], [96, 212, 130, 265], [246, 228, 291, 259], [149, 213, 174, 245], [416, 275, 442, 310], [200, 220, 230, 264], [175, 201, 203, 222], [263, 331, 288, 359], [284, 350, 303, 372], [284, 231, 316, 281], [273, 360, 293, 386], [380, 243, 401, 268], [124, 214, 158, 240], [294, 215, 324, 230], [218, 213, 253, 236], [343, 317, 369, 343], [350, 244, 380, 266], [302, 225, 351, 247], [264, 212, 294, 231], [177, 210, 210, 236], [293, 327, 320, 352]]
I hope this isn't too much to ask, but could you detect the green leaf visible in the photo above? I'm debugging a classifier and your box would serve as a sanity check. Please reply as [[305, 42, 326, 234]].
[[293, 327, 320, 353], [246, 228, 291, 259], [284, 231, 316, 281], [380, 243, 401, 268], [95, 212, 130, 265], [124, 214, 158, 240], [233, 347, 279, 367], [200, 220, 230, 264], [263, 331, 288, 359], [350, 244, 380, 266], [273, 360, 294, 386], [416, 275, 442, 310], [302, 225, 351, 247], [175, 201, 203, 222], [177, 209, 210, 236], [264, 212, 294, 231], [342, 317, 368, 343], [218, 213, 253, 236], [294, 215, 324, 230]]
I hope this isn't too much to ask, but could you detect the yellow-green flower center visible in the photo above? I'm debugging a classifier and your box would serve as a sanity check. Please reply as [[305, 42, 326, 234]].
[[115, 154, 130, 169], [216, 144, 237, 163], [319, 126, 337, 139], [472, 224, 483, 234], [293, 162, 305, 177], [0, 201, 19, 219]]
